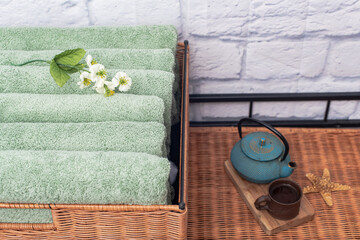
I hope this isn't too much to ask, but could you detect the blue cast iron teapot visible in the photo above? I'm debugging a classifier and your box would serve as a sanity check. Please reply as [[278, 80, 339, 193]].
[[230, 118, 297, 184]]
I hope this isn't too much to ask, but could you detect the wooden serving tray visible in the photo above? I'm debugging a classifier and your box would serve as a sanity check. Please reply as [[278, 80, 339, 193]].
[[224, 160, 315, 235]]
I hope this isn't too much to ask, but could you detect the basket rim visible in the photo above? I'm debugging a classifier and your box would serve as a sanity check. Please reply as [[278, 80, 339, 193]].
[[0, 202, 185, 213]]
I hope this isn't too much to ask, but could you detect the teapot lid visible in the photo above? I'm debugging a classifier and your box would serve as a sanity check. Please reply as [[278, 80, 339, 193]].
[[241, 132, 284, 161]]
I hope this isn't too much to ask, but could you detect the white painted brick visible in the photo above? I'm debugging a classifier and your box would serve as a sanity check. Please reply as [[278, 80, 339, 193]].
[[186, 0, 208, 36], [307, 1, 360, 36], [250, 0, 307, 17], [195, 80, 243, 94], [189, 104, 201, 121], [296, 77, 360, 92], [190, 39, 243, 79], [187, 17, 208, 36], [307, 12, 360, 36], [328, 42, 360, 77], [246, 42, 301, 79], [300, 41, 329, 77], [207, 18, 248, 37], [207, 0, 250, 18], [202, 102, 249, 119], [246, 41, 329, 79], [190, 102, 249, 121], [253, 101, 327, 120], [309, 0, 342, 15], [328, 101, 359, 120], [188, 0, 250, 37], [349, 102, 360, 119], [0, 0, 89, 26], [248, 16, 306, 37], [135, 0, 181, 31], [248, 0, 307, 37], [308, 0, 360, 15], [196, 79, 298, 94], [88, 0, 136, 25]]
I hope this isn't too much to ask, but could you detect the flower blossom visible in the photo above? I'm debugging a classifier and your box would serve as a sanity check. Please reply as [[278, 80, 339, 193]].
[[77, 72, 92, 89], [112, 72, 132, 92]]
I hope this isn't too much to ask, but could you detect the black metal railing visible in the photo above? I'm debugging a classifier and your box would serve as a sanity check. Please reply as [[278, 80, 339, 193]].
[[190, 92, 360, 128]]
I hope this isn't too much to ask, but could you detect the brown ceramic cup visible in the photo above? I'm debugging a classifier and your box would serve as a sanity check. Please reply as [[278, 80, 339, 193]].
[[254, 179, 302, 220]]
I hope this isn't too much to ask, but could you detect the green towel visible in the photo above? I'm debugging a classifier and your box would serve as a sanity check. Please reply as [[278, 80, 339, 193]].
[[0, 150, 170, 221], [0, 209, 53, 224], [0, 66, 175, 134], [0, 48, 175, 73], [0, 26, 177, 52], [0, 121, 166, 157], [0, 93, 165, 125]]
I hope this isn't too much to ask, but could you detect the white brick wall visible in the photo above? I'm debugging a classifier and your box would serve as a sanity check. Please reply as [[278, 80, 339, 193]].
[[0, 0, 359, 121]]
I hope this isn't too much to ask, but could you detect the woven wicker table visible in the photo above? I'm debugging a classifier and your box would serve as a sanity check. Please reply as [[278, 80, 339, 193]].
[[187, 127, 360, 239]]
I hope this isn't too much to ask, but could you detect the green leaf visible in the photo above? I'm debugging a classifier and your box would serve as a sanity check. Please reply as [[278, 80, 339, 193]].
[[58, 63, 85, 73], [104, 84, 115, 97], [50, 60, 70, 87], [54, 48, 86, 66], [48, 48, 86, 87]]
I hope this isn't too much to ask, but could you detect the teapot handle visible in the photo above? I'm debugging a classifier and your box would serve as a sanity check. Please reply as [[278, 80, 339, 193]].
[[237, 118, 289, 162]]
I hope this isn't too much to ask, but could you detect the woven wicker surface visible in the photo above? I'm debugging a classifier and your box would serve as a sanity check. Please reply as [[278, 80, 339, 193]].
[[0, 209, 187, 239], [187, 127, 360, 239]]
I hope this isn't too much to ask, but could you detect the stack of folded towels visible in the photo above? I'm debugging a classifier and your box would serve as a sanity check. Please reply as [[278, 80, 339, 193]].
[[0, 26, 179, 223]]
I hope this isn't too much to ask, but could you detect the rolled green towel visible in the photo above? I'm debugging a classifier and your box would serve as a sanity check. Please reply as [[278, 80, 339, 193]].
[[0, 150, 170, 205], [0, 93, 165, 125], [0, 48, 175, 73], [0, 121, 166, 157], [0, 66, 175, 133], [0, 26, 177, 52]]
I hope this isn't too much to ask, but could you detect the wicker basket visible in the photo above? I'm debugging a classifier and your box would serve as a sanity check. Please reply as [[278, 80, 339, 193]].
[[0, 42, 189, 239]]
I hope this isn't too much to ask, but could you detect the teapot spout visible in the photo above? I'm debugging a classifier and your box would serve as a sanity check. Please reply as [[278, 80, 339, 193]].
[[280, 162, 297, 178]]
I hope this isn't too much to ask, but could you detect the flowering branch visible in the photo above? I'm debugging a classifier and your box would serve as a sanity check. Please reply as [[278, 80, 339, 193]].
[[12, 59, 50, 66], [12, 48, 132, 97]]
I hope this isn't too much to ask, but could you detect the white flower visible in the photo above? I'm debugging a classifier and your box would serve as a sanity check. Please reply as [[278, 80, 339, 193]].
[[90, 64, 107, 82], [93, 79, 115, 97], [104, 78, 119, 91], [94, 86, 106, 94], [85, 55, 92, 67], [113, 72, 132, 92], [85, 55, 97, 68], [77, 72, 92, 89], [92, 77, 106, 93]]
